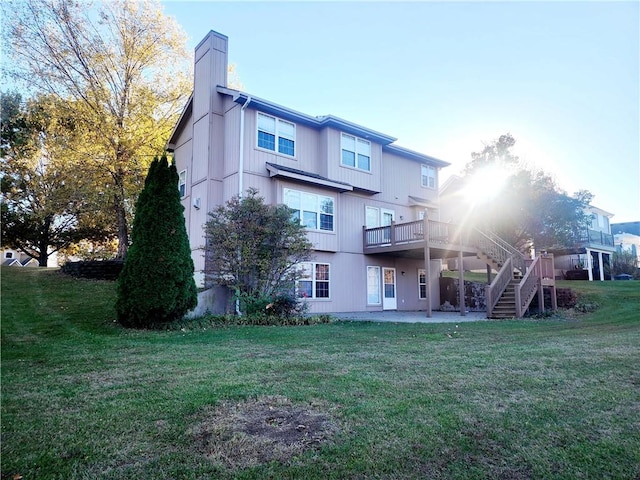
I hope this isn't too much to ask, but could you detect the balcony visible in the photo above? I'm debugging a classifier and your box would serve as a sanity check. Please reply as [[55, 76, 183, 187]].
[[362, 219, 479, 259], [578, 229, 614, 249]]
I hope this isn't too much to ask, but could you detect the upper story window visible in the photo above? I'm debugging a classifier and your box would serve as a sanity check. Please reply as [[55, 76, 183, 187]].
[[284, 188, 334, 232], [5, 251, 13, 259], [421, 164, 436, 189], [257, 112, 295, 156], [178, 170, 187, 197], [341, 133, 371, 172]]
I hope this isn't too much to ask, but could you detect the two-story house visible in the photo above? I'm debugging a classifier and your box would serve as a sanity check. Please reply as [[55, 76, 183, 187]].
[[168, 31, 556, 319], [550, 205, 615, 281]]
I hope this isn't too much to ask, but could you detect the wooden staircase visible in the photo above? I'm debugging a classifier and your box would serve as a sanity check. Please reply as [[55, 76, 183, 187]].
[[474, 230, 556, 319], [490, 279, 518, 319]]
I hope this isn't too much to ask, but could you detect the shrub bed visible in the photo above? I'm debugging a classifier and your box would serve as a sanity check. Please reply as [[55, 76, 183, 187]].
[[61, 260, 124, 280]]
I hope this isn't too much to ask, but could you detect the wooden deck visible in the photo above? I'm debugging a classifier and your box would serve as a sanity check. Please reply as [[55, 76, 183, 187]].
[[362, 219, 478, 259]]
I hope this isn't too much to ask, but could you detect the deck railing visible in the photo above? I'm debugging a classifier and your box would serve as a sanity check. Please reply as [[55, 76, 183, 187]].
[[486, 256, 513, 318], [363, 219, 474, 250], [473, 229, 526, 274], [515, 256, 541, 318], [578, 229, 614, 247]]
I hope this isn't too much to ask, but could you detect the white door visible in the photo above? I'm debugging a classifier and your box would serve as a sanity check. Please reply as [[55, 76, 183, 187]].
[[381, 209, 394, 226], [382, 267, 397, 310], [381, 209, 395, 243]]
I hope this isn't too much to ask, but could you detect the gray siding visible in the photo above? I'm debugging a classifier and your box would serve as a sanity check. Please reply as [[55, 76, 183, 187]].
[[325, 129, 382, 193], [244, 109, 321, 176], [173, 30, 456, 314], [300, 252, 441, 314], [380, 151, 440, 203]]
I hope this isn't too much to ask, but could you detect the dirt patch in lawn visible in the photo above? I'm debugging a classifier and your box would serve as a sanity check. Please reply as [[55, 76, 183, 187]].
[[190, 395, 340, 469]]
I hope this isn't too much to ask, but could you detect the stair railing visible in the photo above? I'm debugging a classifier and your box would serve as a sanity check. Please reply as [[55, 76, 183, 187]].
[[486, 256, 514, 318], [515, 256, 541, 317], [473, 229, 526, 275]]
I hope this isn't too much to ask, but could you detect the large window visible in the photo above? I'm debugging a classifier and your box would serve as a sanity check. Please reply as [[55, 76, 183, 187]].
[[178, 170, 187, 197], [284, 189, 334, 232], [418, 269, 427, 299], [367, 266, 381, 305], [421, 165, 436, 189], [297, 262, 330, 299], [341, 133, 371, 171], [257, 112, 295, 156]]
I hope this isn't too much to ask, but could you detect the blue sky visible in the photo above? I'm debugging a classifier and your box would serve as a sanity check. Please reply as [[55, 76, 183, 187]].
[[162, 1, 639, 223]]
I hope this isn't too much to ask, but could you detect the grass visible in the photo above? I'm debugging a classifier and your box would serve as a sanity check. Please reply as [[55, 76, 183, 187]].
[[1, 267, 639, 479]]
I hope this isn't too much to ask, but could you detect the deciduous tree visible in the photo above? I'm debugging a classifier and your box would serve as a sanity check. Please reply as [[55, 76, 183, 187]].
[[463, 134, 593, 252], [4, 0, 191, 258], [1, 92, 109, 266], [612, 249, 638, 277], [204, 189, 313, 312]]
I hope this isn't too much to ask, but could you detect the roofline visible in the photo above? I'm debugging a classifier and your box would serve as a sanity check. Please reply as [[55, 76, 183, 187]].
[[168, 86, 452, 166], [217, 87, 398, 145], [266, 162, 354, 192], [382, 144, 450, 168], [166, 93, 193, 151], [587, 204, 615, 218]]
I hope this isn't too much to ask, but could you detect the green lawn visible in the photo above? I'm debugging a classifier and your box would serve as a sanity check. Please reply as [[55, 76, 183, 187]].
[[2, 267, 639, 479]]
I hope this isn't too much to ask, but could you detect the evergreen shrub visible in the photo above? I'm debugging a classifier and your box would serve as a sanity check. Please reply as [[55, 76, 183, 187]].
[[116, 155, 197, 328]]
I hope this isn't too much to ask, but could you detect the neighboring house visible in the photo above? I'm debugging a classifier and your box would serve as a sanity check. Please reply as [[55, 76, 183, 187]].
[[439, 175, 618, 282], [550, 205, 616, 281], [612, 221, 640, 269], [2, 249, 39, 267], [612, 221, 640, 237], [168, 31, 555, 318]]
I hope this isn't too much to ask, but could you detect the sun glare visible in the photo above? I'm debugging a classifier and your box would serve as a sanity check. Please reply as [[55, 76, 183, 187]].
[[463, 165, 510, 206]]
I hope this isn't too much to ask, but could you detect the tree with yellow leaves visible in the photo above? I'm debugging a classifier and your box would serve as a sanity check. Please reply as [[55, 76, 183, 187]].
[[4, 0, 192, 258]]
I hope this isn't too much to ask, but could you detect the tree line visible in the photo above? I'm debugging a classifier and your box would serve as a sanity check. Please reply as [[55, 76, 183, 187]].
[[2, 0, 191, 263]]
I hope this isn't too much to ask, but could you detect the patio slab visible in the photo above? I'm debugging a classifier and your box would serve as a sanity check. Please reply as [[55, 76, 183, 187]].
[[331, 310, 488, 324]]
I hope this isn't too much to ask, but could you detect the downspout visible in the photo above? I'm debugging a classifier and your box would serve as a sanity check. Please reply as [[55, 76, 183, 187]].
[[236, 95, 251, 316], [238, 95, 252, 198]]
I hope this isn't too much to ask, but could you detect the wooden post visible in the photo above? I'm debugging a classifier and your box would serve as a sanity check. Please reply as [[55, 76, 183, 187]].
[[390, 221, 396, 245], [486, 264, 492, 284], [459, 249, 466, 316], [423, 211, 431, 318]]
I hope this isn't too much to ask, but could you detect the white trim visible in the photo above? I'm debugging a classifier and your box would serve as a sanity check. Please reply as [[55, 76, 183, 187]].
[[366, 266, 382, 305], [284, 188, 335, 232], [297, 262, 331, 300], [178, 169, 187, 198], [418, 268, 427, 299], [256, 111, 296, 158], [382, 267, 397, 310], [421, 164, 436, 189], [341, 132, 371, 172]]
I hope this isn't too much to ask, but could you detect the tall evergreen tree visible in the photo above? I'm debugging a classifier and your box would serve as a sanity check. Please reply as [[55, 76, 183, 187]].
[[116, 155, 197, 328]]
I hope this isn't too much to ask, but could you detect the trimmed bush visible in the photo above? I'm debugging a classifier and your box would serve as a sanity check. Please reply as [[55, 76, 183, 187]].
[[116, 155, 197, 328]]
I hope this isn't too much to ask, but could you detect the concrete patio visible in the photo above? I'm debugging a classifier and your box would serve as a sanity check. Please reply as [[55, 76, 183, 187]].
[[331, 310, 488, 324]]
